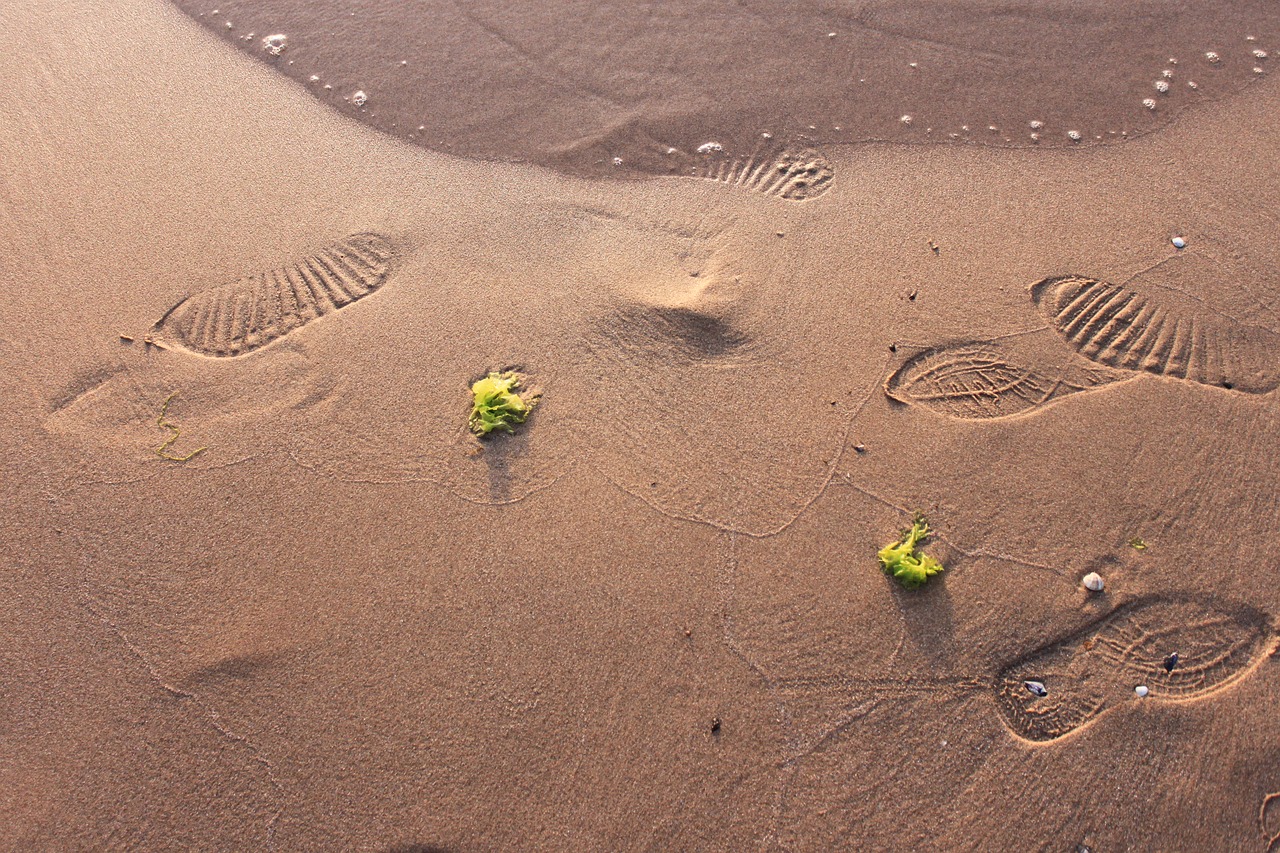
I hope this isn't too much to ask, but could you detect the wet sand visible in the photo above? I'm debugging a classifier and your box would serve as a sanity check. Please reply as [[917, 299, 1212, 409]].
[[2, 0, 1280, 850], [174, 0, 1280, 177]]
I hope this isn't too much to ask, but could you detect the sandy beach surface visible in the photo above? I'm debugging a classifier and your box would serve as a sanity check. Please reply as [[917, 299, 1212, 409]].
[[2, 1, 1280, 850]]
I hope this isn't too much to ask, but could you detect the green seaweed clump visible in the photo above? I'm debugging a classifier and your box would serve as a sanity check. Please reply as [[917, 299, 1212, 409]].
[[469, 371, 537, 436], [878, 514, 944, 589]]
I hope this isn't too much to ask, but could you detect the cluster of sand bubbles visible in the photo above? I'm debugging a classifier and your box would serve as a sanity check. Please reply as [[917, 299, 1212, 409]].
[[869, 32, 1270, 147]]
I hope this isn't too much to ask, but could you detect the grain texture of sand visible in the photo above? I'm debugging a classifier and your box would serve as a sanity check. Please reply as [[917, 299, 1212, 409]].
[[2, 1, 1279, 850]]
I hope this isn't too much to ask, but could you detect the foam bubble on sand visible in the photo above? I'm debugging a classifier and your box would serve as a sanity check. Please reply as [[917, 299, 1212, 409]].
[[262, 33, 286, 55]]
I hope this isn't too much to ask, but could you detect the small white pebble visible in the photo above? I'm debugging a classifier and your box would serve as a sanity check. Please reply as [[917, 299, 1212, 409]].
[[417, 125, 425, 132], [828, 32, 836, 38], [1135, 685, 1149, 698], [1187, 80, 1199, 89], [400, 60, 408, 66], [308, 74, 319, 83], [761, 132, 772, 139], [1029, 120, 1044, 130], [1169, 57, 1178, 64], [1067, 130, 1082, 141], [1029, 132, 1040, 142], [1254, 49, 1269, 59], [1255, 67, 1266, 75], [323, 84, 332, 90], [1083, 572, 1104, 592], [909, 62, 918, 69], [1154, 80, 1170, 92], [900, 114, 913, 125], [1246, 35, 1257, 42], [225, 20, 233, 29], [352, 90, 368, 107], [1162, 69, 1173, 78], [1172, 236, 1187, 249], [611, 157, 623, 166], [696, 141, 723, 154], [1206, 51, 1221, 63], [1143, 98, 1157, 110]]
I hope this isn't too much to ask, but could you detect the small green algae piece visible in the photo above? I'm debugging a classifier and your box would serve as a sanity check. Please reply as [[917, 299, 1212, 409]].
[[878, 514, 944, 589], [153, 391, 206, 462], [469, 371, 537, 436]]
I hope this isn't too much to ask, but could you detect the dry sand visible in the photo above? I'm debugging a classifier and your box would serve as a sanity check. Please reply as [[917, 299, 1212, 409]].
[[2, 0, 1280, 850]]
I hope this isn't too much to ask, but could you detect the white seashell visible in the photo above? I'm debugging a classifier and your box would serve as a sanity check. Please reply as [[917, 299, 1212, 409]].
[[1143, 98, 1157, 110], [1154, 80, 1170, 92], [696, 142, 723, 154], [352, 90, 368, 107], [900, 115, 913, 125], [1134, 685, 1149, 698], [1067, 130, 1082, 141], [1171, 236, 1187, 249], [1082, 572, 1104, 592], [1029, 120, 1044, 130], [1205, 51, 1221, 63]]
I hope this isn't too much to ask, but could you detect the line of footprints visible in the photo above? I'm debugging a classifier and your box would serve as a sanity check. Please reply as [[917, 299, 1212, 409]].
[[133, 227, 1277, 728]]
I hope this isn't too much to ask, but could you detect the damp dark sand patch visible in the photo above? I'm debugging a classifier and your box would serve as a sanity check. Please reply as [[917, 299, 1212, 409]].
[[173, 0, 1279, 177]]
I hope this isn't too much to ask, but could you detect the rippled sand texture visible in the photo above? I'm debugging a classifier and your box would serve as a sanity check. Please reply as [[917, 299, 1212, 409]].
[[172, 0, 1280, 176], [4, 0, 1280, 851]]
